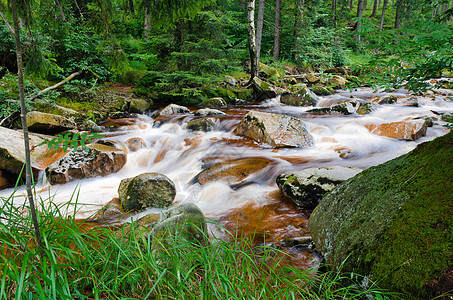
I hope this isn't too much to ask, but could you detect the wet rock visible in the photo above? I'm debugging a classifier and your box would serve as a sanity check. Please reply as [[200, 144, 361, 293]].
[[234, 111, 314, 148], [312, 85, 332, 96], [400, 96, 419, 107], [90, 198, 124, 223], [159, 104, 190, 116], [416, 116, 434, 127], [125, 137, 146, 152], [45, 143, 127, 184], [129, 98, 151, 113], [309, 131, 453, 299], [119, 172, 176, 211], [109, 111, 132, 119], [115, 213, 160, 239], [305, 73, 320, 84], [251, 77, 277, 100], [365, 118, 428, 141], [0, 169, 15, 190], [276, 166, 362, 209], [26, 111, 76, 134], [375, 94, 397, 105], [80, 120, 102, 133], [150, 203, 208, 246], [194, 108, 226, 116], [281, 236, 313, 247], [308, 99, 361, 115], [441, 112, 453, 122], [356, 101, 379, 115], [187, 118, 215, 132], [200, 97, 227, 108], [280, 88, 319, 107], [191, 157, 272, 188], [327, 75, 347, 88], [0, 127, 64, 178]]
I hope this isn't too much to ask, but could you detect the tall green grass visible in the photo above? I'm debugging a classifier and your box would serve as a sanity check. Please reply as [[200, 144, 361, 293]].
[[0, 189, 395, 299]]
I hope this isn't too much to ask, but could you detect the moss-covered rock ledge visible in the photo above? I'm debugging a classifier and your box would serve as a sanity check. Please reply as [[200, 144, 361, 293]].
[[309, 130, 452, 299]]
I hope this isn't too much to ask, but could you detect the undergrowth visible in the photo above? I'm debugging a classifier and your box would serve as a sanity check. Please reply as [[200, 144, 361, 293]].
[[0, 188, 395, 299]]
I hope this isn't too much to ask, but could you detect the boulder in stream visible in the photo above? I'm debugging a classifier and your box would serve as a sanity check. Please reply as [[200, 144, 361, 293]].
[[280, 88, 319, 107], [45, 143, 127, 184], [194, 108, 226, 116], [276, 166, 362, 209], [327, 75, 347, 88], [119, 172, 176, 211], [158, 104, 190, 116], [374, 94, 397, 105], [125, 137, 146, 152], [309, 131, 453, 299], [200, 97, 227, 108], [233, 111, 314, 148], [365, 118, 429, 141], [187, 117, 215, 132], [251, 77, 277, 100], [129, 98, 151, 113], [26, 111, 76, 134]]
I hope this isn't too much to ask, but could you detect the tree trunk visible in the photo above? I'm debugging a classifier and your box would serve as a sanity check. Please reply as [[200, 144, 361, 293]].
[[331, 0, 337, 23], [10, 0, 43, 251], [349, 0, 353, 11], [55, 0, 66, 21], [379, 0, 389, 30], [144, 7, 151, 41], [247, 0, 258, 81], [256, 0, 265, 61], [394, 0, 402, 28], [355, 0, 364, 40], [293, 0, 304, 60], [371, 0, 378, 17], [272, 0, 281, 60]]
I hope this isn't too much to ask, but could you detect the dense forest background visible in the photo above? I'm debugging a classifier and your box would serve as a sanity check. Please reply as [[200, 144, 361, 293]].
[[1, 0, 452, 115]]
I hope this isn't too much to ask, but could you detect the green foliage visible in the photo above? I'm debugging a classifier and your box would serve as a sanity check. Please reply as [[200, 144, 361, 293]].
[[39, 132, 105, 152]]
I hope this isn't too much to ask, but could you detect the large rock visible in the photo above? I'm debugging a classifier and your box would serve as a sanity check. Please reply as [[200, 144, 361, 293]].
[[150, 203, 208, 246], [45, 143, 127, 184], [312, 85, 333, 96], [89, 198, 124, 223], [0, 127, 66, 178], [280, 88, 319, 107], [200, 97, 227, 108], [327, 75, 347, 88], [374, 94, 397, 105], [308, 99, 361, 115], [187, 118, 215, 132], [26, 111, 76, 134], [276, 166, 362, 209], [119, 172, 176, 211], [194, 108, 226, 116], [233, 111, 314, 148], [251, 77, 277, 100], [129, 98, 151, 113], [309, 131, 453, 299], [159, 104, 190, 116], [365, 118, 428, 141]]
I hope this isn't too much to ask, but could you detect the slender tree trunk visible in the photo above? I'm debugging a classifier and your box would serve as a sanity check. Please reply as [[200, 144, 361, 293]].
[[256, 0, 265, 61], [10, 0, 43, 252], [272, 0, 281, 60], [371, 0, 378, 17], [55, 0, 66, 21], [293, 0, 304, 60], [247, 0, 258, 81], [379, 0, 389, 30], [331, 0, 337, 23], [355, 0, 364, 40], [394, 0, 402, 28], [144, 7, 151, 41], [349, 0, 353, 11]]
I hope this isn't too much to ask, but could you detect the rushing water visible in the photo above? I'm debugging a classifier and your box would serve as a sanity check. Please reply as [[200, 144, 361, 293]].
[[2, 85, 453, 269]]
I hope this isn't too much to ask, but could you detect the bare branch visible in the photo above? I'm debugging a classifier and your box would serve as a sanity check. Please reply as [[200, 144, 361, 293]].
[[28, 71, 82, 101], [0, 11, 15, 35]]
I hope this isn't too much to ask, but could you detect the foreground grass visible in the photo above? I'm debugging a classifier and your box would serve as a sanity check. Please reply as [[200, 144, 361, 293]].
[[0, 194, 395, 299]]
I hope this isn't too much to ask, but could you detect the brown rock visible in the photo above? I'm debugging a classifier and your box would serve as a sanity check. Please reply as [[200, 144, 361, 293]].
[[26, 111, 76, 134], [365, 119, 428, 141], [126, 137, 146, 152], [90, 198, 125, 223], [305, 73, 320, 84]]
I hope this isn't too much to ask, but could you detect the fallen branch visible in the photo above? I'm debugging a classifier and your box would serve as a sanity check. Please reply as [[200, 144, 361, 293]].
[[28, 70, 82, 101], [0, 11, 15, 35]]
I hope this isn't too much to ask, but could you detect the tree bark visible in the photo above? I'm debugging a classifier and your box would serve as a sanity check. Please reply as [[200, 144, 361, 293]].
[[379, 0, 389, 30], [0, 11, 15, 35], [371, 0, 378, 17], [256, 0, 265, 61], [355, 0, 364, 40], [293, 0, 304, 60], [144, 7, 151, 41], [394, 0, 402, 28], [247, 0, 258, 81], [10, 0, 43, 252], [331, 0, 337, 23], [55, 0, 67, 21], [272, 0, 281, 60]]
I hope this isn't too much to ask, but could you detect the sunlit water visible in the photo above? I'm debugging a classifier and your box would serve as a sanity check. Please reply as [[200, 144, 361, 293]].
[[2, 86, 452, 269]]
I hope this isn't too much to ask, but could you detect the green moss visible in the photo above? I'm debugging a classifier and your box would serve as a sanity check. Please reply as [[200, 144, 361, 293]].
[[309, 131, 453, 299]]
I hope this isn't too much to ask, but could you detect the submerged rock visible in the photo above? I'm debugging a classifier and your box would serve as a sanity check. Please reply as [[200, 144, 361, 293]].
[[187, 118, 215, 132], [45, 143, 127, 184], [191, 157, 272, 189], [276, 166, 362, 209], [233, 111, 314, 148], [280, 88, 319, 107], [119, 172, 176, 211], [26, 111, 76, 134], [365, 118, 428, 141], [309, 131, 453, 299]]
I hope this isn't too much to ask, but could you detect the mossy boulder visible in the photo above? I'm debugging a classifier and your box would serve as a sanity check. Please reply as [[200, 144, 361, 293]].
[[375, 94, 397, 105], [200, 97, 227, 108], [129, 98, 151, 113], [356, 101, 379, 115], [280, 88, 319, 107], [251, 77, 277, 100], [327, 75, 347, 88], [158, 104, 190, 116], [26, 111, 76, 134], [187, 117, 215, 132], [119, 172, 176, 211], [309, 131, 453, 299], [308, 99, 361, 115], [277, 166, 362, 209], [150, 203, 208, 246], [312, 85, 333, 96], [194, 108, 226, 116]]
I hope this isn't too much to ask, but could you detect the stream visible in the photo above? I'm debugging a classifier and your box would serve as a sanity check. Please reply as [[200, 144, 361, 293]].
[[2, 85, 453, 270]]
